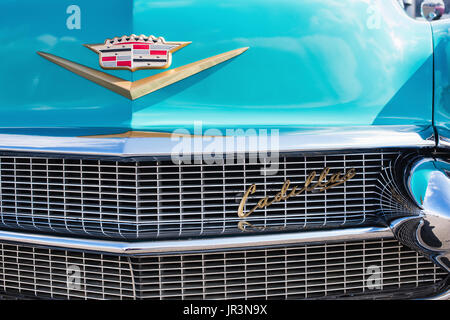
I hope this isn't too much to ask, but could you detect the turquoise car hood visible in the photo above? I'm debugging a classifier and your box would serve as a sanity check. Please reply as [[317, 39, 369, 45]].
[[0, 0, 434, 135]]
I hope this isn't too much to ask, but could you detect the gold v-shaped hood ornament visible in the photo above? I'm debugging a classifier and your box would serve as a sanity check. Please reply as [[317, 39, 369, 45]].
[[37, 35, 248, 100]]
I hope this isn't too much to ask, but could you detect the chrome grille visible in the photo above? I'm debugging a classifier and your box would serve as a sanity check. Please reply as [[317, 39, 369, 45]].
[[0, 244, 135, 299], [0, 238, 446, 300], [0, 151, 398, 239]]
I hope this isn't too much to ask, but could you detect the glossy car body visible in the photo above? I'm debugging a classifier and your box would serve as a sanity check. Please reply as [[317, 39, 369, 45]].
[[0, 0, 447, 300], [0, 0, 437, 132]]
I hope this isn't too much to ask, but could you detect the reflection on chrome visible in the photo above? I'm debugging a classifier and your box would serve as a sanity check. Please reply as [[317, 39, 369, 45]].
[[421, 0, 445, 21], [390, 158, 450, 272]]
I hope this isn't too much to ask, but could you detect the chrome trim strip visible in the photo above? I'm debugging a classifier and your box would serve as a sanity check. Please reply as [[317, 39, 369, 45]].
[[0, 227, 393, 255], [437, 127, 450, 149], [438, 135, 450, 149], [0, 125, 435, 156], [126, 256, 137, 300]]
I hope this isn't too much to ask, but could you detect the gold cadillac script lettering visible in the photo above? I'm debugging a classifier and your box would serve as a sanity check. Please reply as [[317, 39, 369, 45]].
[[237, 167, 357, 231]]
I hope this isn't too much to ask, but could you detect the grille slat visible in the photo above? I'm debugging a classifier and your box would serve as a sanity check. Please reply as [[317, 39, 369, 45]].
[[0, 151, 397, 239], [0, 238, 446, 300]]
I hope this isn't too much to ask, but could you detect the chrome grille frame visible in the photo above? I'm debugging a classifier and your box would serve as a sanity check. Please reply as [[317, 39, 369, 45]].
[[0, 150, 400, 240]]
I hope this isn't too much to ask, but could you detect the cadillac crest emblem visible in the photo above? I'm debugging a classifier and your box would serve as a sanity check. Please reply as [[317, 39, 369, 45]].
[[84, 34, 190, 71], [37, 34, 248, 99]]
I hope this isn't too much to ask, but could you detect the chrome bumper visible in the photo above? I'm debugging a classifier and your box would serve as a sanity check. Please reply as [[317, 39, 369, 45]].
[[0, 226, 393, 255], [0, 226, 447, 300]]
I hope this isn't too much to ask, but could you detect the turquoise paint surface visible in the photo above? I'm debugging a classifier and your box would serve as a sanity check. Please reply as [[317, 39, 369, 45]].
[[432, 19, 450, 141], [409, 161, 436, 206], [0, 0, 133, 131], [0, 0, 434, 135]]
